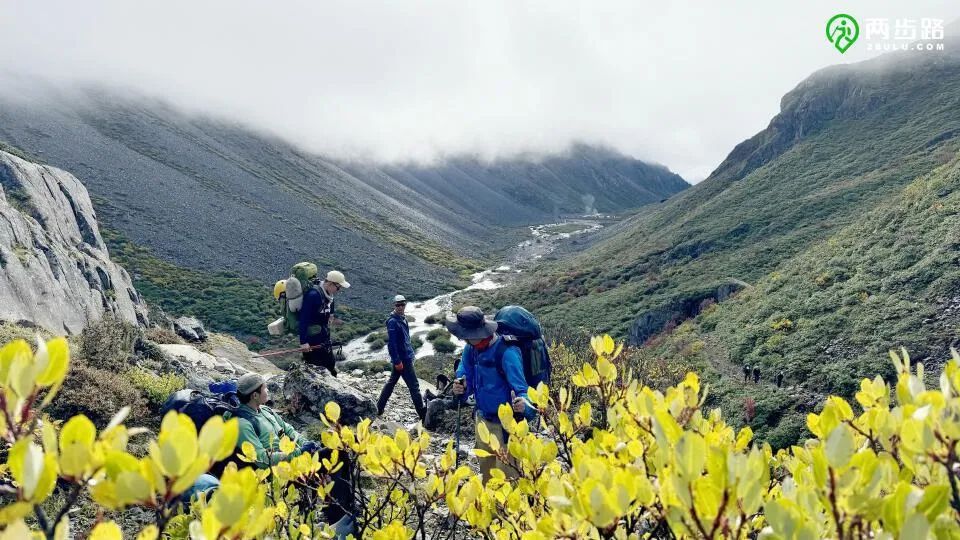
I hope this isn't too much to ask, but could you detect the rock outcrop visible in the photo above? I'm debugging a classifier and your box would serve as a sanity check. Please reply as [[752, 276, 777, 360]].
[[629, 279, 748, 345], [0, 150, 147, 333], [283, 365, 377, 425], [173, 316, 208, 342]]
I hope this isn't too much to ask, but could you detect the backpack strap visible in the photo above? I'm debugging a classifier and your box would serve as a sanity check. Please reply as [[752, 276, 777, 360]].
[[229, 407, 262, 439], [493, 336, 519, 383]]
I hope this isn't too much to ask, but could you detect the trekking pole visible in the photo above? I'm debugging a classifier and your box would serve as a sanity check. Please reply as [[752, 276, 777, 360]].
[[254, 344, 326, 358], [454, 395, 463, 468]]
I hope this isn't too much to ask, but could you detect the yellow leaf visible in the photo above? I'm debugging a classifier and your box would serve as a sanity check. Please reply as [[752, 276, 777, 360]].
[[602, 334, 615, 355], [825, 425, 854, 469], [89, 521, 123, 540], [597, 356, 616, 382], [240, 441, 257, 462], [36, 337, 69, 387], [0, 520, 35, 540], [115, 471, 152, 505], [325, 401, 341, 423], [9, 439, 46, 500], [59, 415, 96, 479], [198, 416, 226, 460], [0, 340, 31, 390], [0, 504, 33, 527], [477, 420, 491, 444], [135, 525, 159, 540], [279, 436, 296, 455]]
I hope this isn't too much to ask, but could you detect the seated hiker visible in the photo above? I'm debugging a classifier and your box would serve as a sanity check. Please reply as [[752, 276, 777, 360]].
[[423, 375, 458, 429], [447, 306, 536, 481], [300, 270, 350, 376], [424, 374, 451, 402], [376, 295, 426, 421], [234, 373, 356, 537]]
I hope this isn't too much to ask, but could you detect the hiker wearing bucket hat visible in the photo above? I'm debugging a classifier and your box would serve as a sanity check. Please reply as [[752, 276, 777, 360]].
[[232, 372, 356, 538], [299, 269, 350, 376], [447, 306, 536, 480], [375, 295, 426, 421]]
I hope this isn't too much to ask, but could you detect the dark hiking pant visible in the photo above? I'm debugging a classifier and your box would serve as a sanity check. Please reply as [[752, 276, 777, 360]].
[[377, 361, 426, 420], [304, 344, 337, 376], [318, 448, 355, 524]]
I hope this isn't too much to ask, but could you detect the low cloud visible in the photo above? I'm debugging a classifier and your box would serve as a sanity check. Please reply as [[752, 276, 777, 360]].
[[1, 0, 957, 181]]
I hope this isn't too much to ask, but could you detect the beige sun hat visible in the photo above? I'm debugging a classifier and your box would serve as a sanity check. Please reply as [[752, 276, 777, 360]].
[[325, 270, 350, 289]]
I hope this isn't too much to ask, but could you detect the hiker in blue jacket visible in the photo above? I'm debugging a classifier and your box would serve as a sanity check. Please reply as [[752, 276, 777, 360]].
[[376, 295, 426, 421], [448, 306, 536, 480], [299, 270, 349, 376]]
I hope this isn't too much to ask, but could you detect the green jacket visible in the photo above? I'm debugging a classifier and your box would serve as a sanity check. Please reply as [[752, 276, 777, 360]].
[[232, 404, 303, 467]]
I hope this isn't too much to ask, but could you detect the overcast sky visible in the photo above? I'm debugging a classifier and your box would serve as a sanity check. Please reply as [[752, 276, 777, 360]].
[[1, 1, 958, 182]]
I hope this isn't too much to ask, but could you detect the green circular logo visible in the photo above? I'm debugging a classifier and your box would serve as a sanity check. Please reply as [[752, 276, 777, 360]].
[[826, 14, 860, 54]]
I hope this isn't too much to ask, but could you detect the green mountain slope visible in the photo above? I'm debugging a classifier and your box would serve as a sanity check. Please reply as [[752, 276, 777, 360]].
[[493, 42, 960, 445], [686, 153, 960, 444], [502, 45, 960, 337]]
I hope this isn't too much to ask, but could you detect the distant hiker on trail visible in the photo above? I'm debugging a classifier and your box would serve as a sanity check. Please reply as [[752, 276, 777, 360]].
[[233, 373, 356, 538], [376, 295, 426, 421], [776, 371, 785, 388], [448, 306, 536, 480], [752, 366, 761, 384], [300, 269, 350, 376], [743, 364, 751, 383]]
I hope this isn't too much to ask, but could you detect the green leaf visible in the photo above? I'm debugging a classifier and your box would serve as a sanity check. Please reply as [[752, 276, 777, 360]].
[[825, 425, 854, 469]]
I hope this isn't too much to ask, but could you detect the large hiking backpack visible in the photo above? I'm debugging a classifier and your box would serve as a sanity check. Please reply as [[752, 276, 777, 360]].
[[268, 262, 321, 336], [493, 305, 552, 390], [160, 386, 260, 475]]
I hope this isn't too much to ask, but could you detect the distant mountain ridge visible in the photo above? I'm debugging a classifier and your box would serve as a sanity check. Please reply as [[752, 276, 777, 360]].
[[0, 84, 687, 311]]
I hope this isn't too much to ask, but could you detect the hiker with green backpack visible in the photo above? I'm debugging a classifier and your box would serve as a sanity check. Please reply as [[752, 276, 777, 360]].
[[269, 263, 350, 376], [447, 305, 551, 481]]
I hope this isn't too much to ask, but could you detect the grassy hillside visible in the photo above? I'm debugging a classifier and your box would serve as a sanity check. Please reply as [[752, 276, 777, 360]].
[[103, 229, 382, 344], [490, 47, 960, 446], [635, 153, 960, 446], [500, 48, 960, 334]]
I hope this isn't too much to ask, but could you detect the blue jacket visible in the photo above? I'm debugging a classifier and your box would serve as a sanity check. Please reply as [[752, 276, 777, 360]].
[[386, 313, 415, 365], [456, 336, 535, 422], [299, 287, 335, 345]]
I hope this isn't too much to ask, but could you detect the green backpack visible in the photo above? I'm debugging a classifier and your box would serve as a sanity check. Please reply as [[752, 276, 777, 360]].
[[267, 262, 319, 336]]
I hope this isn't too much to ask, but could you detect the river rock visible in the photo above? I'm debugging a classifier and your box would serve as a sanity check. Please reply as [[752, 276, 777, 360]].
[[173, 316, 208, 342], [283, 365, 377, 425]]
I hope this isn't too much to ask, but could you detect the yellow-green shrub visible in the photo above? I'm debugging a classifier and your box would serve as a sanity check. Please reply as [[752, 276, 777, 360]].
[[128, 368, 187, 406], [3, 333, 960, 539]]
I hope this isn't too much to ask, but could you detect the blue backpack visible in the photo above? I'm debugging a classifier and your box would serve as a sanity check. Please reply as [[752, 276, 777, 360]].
[[492, 305, 552, 390]]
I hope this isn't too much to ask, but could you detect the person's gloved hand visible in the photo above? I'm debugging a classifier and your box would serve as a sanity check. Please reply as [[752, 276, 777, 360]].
[[300, 441, 321, 454], [395, 362, 404, 372], [511, 391, 528, 414]]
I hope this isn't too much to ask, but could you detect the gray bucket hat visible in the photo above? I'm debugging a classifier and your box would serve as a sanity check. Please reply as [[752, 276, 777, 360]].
[[445, 306, 498, 340], [238, 372, 265, 396]]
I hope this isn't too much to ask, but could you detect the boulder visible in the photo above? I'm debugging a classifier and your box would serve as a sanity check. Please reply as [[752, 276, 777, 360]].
[[173, 316, 208, 342], [283, 365, 377, 425], [0, 150, 147, 334], [158, 343, 241, 390]]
